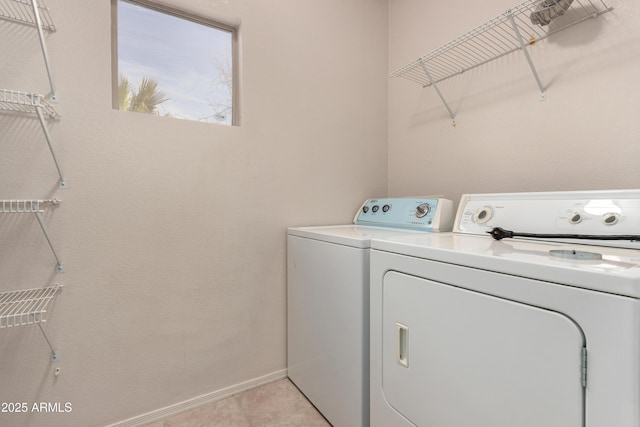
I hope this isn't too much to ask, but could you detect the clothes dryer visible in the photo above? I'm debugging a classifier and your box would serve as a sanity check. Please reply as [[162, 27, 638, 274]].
[[370, 190, 640, 427], [288, 197, 453, 427]]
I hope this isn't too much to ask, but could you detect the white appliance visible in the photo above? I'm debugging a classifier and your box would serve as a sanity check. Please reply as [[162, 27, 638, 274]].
[[288, 197, 454, 427], [369, 189, 640, 427]]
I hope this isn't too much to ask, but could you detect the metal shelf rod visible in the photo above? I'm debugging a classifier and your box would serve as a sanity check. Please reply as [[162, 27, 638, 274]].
[[28, 0, 56, 101], [507, 10, 546, 100], [34, 210, 63, 273], [419, 62, 456, 124], [37, 322, 59, 361], [34, 105, 66, 188]]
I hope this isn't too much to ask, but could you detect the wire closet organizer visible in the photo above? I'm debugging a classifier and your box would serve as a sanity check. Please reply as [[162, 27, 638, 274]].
[[0, 284, 63, 360], [0, 0, 65, 187], [0, 199, 63, 360], [1, 0, 64, 363], [390, 0, 613, 124], [0, 199, 63, 273]]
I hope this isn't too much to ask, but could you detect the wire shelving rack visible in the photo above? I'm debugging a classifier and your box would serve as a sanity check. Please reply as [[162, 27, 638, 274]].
[[0, 89, 58, 117], [0, 89, 65, 187], [0, 284, 62, 360], [390, 0, 613, 123], [0, 284, 61, 329], [1, 1, 64, 363], [0, 0, 55, 30], [0, 199, 63, 272], [0, 0, 57, 100]]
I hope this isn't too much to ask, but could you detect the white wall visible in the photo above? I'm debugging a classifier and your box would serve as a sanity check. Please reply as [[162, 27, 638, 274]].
[[5, 1, 637, 425], [388, 0, 640, 207], [0, 0, 388, 425]]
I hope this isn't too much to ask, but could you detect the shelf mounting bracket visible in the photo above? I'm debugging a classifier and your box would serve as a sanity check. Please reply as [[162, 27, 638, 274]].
[[35, 105, 66, 188], [37, 322, 60, 362], [507, 10, 546, 101], [33, 210, 64, 272], [419, 61, 456, 125]]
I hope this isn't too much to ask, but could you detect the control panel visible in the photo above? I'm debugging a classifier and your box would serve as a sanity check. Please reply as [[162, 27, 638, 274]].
[[454, 190, 640, 238], [355, 198, 454, 232]]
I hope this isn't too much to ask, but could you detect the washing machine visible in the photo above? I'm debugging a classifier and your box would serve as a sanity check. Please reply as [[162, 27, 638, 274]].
[[287, 197, 454, 427], [369, 189, 640, 427]]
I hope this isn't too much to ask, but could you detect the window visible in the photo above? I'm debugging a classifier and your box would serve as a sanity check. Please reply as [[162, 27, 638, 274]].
[[112, 0, 238, 125]]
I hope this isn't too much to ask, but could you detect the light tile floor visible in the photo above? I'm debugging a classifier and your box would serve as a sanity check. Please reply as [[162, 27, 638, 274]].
[[143, 379, 332, 427]]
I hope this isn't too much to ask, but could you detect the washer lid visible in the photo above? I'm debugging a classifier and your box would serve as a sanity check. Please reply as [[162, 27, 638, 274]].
[[371, 233, 640, 297], [288, 225, 426, 248]]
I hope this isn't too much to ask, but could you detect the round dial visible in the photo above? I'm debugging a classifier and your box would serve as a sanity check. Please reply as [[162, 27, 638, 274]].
[[568, 212, 582, 224], [602, 212, 619, 225], [473, 207, 493, 224], [415, 203, 431, 218]]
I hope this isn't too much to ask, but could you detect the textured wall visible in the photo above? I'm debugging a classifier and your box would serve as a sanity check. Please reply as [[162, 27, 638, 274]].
[[0, 0, 388, 425], [388, 0, 640, 209]]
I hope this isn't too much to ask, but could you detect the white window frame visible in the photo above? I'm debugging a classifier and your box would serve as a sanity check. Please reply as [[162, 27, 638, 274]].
[[111, 0, 240, 126]]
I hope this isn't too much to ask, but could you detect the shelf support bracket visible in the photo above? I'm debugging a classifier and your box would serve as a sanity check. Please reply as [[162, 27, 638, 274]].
[[35, 105, 66, 188], [29, 0, 57, 102], [33, 211, 64, 273], [507, 10, 546, 100], [37, 322, 60, 362], [419, 62, 456, 125]]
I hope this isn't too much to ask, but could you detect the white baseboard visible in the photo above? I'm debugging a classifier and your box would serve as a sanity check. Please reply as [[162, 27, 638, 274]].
[[105, 369, 288, 427]]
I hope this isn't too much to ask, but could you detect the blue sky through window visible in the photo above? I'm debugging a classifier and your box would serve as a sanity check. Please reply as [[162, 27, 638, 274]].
[[117, 0, 233, 124]]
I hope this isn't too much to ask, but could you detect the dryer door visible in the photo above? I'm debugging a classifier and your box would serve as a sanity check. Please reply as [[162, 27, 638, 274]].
[[382, 271, 585, 427]]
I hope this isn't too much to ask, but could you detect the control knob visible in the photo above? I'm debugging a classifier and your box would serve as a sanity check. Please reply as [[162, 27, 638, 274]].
[[602, 212, 619, 225], [473, 207, 493, 224], [415, 203, 431, 218], [568, 212, 582, 224]]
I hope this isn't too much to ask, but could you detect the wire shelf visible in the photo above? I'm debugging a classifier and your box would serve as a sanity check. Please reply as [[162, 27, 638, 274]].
[[0, 284, 62, 329], [0, 198, 58, 213], [1, 0, 58, 100], [1, 89, 65, 187], [390, 0, 612, 88], [0, 0, 55, 31], [0, 89, 58, 117], [0, 199, 63, 272]]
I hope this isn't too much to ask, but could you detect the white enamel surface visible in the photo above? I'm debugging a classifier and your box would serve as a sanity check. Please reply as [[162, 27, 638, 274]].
[[382, 271, 584, 427], [372, 233, 640, 297], [370, 246, 640, 427], [287, 225, 429, 248], [287, 235, 370, 427], [455, 190, 640, 246]]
